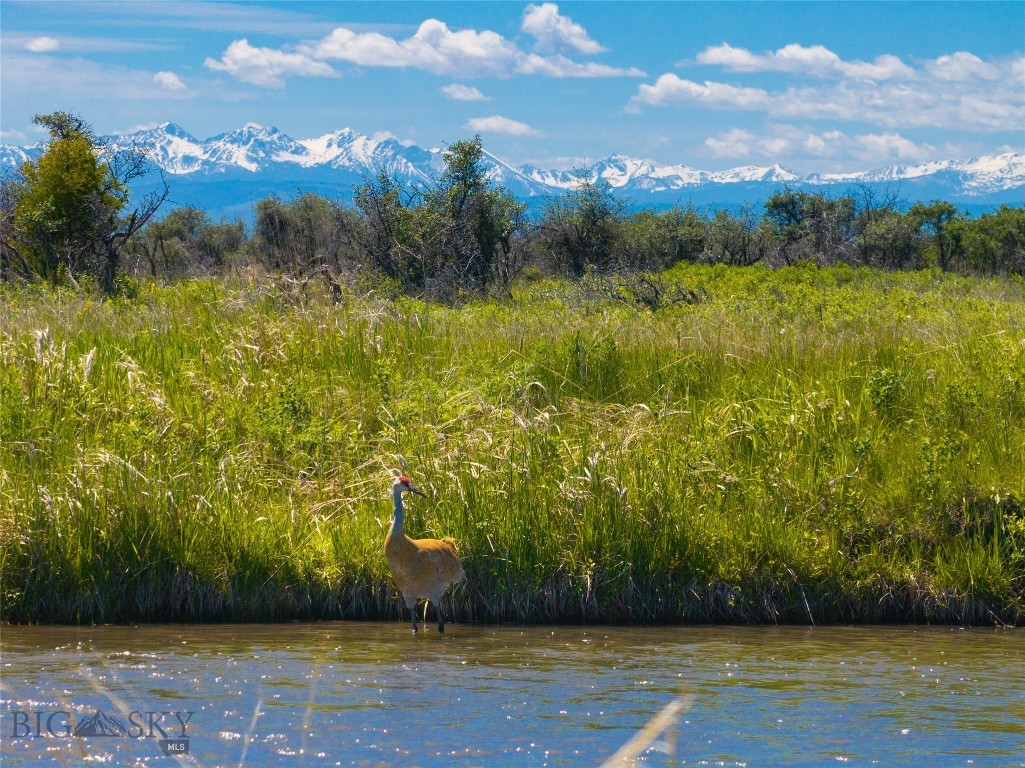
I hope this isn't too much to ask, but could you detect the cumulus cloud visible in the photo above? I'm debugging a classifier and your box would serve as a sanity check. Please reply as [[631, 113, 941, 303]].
[[1011, 56, 1025, 84], [369, 130, 414, 146], [703, 124, 938, 167], [307, 20, 519, 77], [465, 115, 543, 136], [153, 71, 186, 91], [204, 39, 337, 87], [208, 13, 642, 86], [521, 3, 605, 54], [926, 51, 1001, 81], [853, 131, 936, 162], [517, 52, 643, 78], [441, 83, 490, 101], [633, 47, 1024, 133], [629, 74, 769, 111], [696, 42, 914, 81], [26, 36, 60, 52], [703, 128, 755, 158]]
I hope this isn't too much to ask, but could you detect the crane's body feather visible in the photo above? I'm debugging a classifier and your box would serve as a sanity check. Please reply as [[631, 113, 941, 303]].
[[385, 477, 464, 632]]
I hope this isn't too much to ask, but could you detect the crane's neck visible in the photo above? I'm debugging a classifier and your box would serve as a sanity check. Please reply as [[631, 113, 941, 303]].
[[390, 485, 405, 537]]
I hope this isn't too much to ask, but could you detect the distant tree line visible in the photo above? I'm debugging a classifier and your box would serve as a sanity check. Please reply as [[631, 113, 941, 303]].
[[2, 112, 1023, 299]]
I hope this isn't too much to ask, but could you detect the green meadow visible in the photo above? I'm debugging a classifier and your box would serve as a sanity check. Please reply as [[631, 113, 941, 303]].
[[2, 263, 1024, 625]]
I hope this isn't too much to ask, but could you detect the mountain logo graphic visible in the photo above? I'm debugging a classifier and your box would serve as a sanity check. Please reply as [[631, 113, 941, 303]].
[[72, 710, 129, 737]]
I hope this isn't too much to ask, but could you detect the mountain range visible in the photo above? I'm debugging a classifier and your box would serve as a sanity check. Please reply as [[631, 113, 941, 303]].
[[2, 122, 1023, 221]]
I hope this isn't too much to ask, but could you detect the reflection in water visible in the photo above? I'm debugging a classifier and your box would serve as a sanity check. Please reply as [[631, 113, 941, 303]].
[[1, 623, 1023, 767]]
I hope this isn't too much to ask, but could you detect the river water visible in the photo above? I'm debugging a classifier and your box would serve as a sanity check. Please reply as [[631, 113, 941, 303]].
[[1, 623, 1022, 767]]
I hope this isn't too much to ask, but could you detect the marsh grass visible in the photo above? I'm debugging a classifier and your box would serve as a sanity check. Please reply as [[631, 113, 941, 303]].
[[2, 264, 1024, 624]]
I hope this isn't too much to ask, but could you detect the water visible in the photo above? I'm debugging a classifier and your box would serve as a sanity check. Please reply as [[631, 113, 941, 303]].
[[1, 623, 1022, 767]]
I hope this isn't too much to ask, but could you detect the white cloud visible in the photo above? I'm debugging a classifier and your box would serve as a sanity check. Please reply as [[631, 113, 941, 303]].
[[633, 49, 1025, 133], [441, 83, 490, 101], [1012, 56, 1025, 84], [204, 38, 337, 87], [0, 128, 28, 141], [26, 36, 60, 52], [522, 3, 605, 55], [696, 42, 914, 81], [704, 128, 755, 158], [853, 131, 935, 162], [629, 74, 769, 111], [3, 53, 196, 104], [213, 16, 643, 86], [12, 34, 169, 53], [369, 130, 414, 146], [465, 115, 543, 136], [926, 52, 1001, 81], [121, 122, 163, 133], [307, 20, 519, 77], [154, 71, 186, 91], [703, 124, 938, 167], [840, 54, 916, 81], [517, 52, 643, 78]]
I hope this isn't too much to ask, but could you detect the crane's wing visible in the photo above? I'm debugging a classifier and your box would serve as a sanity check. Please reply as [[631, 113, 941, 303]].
[[412, 537, 464, 584]]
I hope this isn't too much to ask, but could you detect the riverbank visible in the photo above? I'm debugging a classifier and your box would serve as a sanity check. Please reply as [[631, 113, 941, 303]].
[[2, 265, 1024, 624]]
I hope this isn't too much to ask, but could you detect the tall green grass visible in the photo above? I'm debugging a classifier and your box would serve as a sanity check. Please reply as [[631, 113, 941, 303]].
[[2, 264, 1024, 624]]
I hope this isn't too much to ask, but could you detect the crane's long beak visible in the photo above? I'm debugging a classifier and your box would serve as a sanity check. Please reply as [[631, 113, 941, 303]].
[[409, 485, 427, 497]]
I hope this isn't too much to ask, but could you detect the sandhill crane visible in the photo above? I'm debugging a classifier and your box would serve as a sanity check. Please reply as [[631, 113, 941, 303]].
[[385, 475, 465, 632]]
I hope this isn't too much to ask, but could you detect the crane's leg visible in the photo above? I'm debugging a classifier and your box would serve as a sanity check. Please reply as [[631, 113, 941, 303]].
[[431, 591, 445, 633], [404, 594, 419, 633]]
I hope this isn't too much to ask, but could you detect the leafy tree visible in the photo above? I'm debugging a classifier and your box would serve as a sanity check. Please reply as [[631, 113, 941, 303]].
[[252, 193, 358, 298], [425, 135, 527, 292], [0, 176, 24, 282], [908, 200, 964, 270], [706, 207, 766, 266], [622, 205, 706, 270], [353, 137, 526, 297], [764, 188, 856, 265], [538, 172, 627, 277], [856, 206, 921, 270], [353, 170, 415, 283], [957, 205, 1025, 275], [9, 111, 168, 292], [127, 206, 244, 278]]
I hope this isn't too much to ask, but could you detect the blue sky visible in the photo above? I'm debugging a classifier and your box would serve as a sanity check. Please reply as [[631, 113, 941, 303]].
[[2, 1, 1023, 172]]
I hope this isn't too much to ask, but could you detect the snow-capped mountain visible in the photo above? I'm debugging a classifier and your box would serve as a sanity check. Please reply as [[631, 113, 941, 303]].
[[2, 122, 1022, 220]]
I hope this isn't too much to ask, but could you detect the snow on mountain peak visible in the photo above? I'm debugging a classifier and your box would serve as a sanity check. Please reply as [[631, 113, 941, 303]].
[[2, 122, 1022, 204]]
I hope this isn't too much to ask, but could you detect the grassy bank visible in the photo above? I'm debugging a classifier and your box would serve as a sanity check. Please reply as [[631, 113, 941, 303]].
[[2, 264, 1024, 625]]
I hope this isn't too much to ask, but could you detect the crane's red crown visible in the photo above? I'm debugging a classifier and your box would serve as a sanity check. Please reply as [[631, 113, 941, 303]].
[[398, 475, 412, 485]]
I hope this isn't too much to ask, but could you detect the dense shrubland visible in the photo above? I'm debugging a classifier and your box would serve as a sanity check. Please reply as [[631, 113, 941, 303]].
[[2, 115, 1023, 299], [115, 182, 1025, 302]]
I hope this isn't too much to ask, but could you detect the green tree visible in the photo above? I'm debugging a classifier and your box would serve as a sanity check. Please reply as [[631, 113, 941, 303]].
[[706, 207, 766, 266], [426, 135, 527, 292], [353, 136, 525, 297], [908, 200, 964, 270], [353, 170, 414, 283], [9, 111, 168, 292], [856, 206, 921, 270], [252, 193, 358, 298], [127, 206, 244, 278], [957, 205, 1025, 275], [622, 205, 706, 270], [764, 188, 855, 265], [538, 172, 627, 277], [0, 176, 24, 282]]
